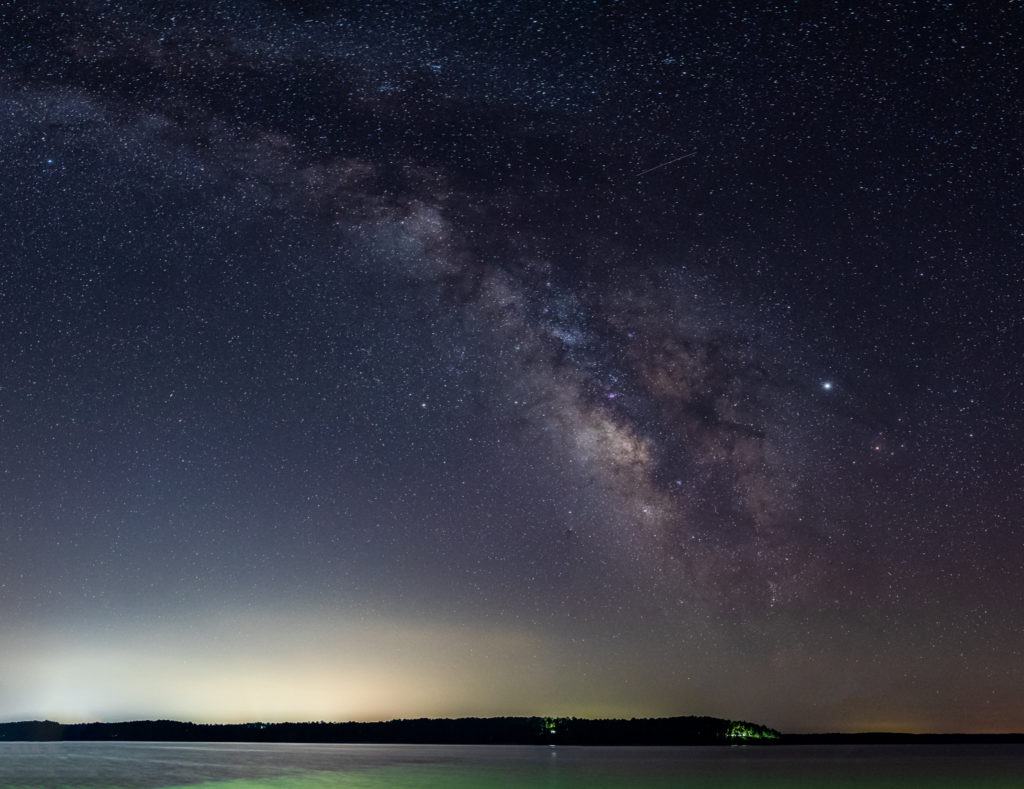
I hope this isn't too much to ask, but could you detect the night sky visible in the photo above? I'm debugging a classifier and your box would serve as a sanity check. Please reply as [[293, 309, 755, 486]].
[[2, 1, 1022, 734]]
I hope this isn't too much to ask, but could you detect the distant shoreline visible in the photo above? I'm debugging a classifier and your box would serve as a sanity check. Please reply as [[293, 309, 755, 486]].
[[1, 717, 1021, 745], [780, 733, 1024, 745], [5, 716, 772, 745]]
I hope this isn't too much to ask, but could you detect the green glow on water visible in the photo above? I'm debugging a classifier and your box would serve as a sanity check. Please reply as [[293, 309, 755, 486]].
[[165, 768, 567, 789], [11, 770, 1024, 789], [155, 766, 1024, 789]]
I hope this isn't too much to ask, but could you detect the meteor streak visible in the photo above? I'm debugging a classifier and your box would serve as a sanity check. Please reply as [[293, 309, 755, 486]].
[[635, 150, 696, 177]]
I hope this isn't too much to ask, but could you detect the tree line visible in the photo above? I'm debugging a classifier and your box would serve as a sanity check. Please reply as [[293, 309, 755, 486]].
[[0, 715, 781, 744]]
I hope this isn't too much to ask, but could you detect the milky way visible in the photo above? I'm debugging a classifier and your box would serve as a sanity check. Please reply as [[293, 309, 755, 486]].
[[1, 2, 1022, 733]]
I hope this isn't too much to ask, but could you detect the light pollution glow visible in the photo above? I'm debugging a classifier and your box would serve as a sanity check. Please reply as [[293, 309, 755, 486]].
[[2, 609, 700, 725], [4, 605, 1018, 734]]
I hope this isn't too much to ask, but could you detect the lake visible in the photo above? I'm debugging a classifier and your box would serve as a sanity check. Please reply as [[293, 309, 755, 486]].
[[0, 742, 1021, 788]]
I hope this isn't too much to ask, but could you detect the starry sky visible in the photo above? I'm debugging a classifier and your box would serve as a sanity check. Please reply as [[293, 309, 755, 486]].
[[1, 1, 1022, 734]]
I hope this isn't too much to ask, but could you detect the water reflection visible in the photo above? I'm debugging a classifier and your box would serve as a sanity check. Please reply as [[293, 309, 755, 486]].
[[0, 742, 1021, 788]]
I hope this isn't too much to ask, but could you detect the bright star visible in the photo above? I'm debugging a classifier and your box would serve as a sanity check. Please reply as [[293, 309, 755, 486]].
[[822, 382, 833, 391]]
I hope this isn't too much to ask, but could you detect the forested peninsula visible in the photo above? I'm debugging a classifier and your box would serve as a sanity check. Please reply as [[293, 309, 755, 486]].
[[0, 716, 778, 744]]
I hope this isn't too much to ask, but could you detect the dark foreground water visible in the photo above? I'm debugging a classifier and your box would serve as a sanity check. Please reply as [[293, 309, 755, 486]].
[[0, 742, 1021, 788]]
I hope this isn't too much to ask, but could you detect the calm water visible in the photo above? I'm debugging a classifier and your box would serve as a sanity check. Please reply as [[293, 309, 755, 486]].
[[0, 742, 1021, 788]]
